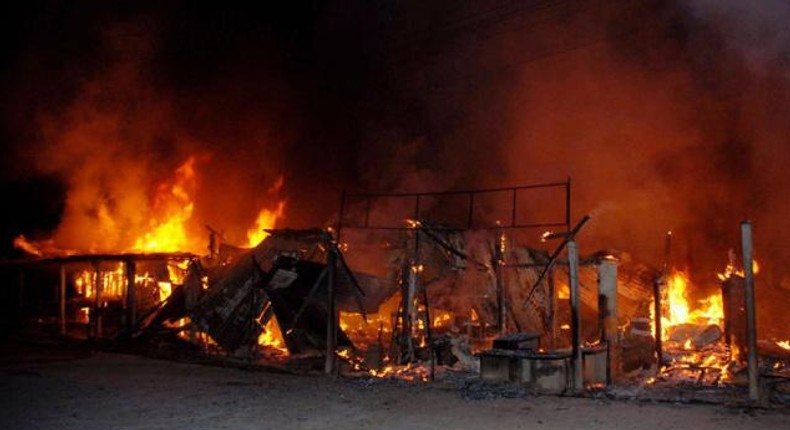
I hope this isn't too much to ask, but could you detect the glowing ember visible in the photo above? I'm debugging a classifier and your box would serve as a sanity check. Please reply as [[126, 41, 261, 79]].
[[257, 317, 288, 354]]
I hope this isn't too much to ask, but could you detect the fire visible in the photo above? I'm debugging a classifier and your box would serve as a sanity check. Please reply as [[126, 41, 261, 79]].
[[433, 311, 452, 328], [257, 317, 287, 354], [132, 157, 199, 253], [245, 176, 286, 247], [659, 271, 723, 341], [717, 258, 760, 281], [13, 235, 43, 256], [246, 201, 286, 248], [74, 263, 127, 299], [778, 340, 790, 350]]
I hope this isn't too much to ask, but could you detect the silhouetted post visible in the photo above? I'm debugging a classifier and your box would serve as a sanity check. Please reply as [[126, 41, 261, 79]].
[[741, 220, 759, 401], [59, 264, 67, 335], [568, 240, 583, 391], [126, 260, 136, 331], [598, 258, 618, 384]]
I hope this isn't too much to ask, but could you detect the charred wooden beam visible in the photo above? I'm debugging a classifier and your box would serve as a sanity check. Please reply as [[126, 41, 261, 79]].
[[568, 240, 583, 392], [58, 264, 66, 335], [741, 220, 759, 401]]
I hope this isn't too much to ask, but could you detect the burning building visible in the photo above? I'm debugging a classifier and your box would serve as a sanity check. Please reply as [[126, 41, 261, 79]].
[[2, 0, 790, 404]]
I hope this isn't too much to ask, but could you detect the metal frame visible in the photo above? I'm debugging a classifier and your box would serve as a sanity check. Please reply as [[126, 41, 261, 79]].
[[333, 179, 572, 380], [337, 179, 571, 237]]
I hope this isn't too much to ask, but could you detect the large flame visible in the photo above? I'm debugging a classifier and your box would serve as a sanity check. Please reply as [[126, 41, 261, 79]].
[[131, 156, 199, 253], [658, 271, 724, 341]]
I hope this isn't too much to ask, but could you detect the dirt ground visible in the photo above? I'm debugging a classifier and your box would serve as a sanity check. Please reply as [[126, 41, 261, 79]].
[[1, 343, 788, 430]]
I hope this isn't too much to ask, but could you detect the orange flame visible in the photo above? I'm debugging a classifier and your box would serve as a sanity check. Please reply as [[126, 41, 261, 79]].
[[246, 201, 286, 248], [257, 317, 288, 354], [132, 157, 198, 253]]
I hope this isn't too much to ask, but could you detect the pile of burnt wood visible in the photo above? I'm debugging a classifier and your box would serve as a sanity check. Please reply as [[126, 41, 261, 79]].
[[130, 229, 394, 357]]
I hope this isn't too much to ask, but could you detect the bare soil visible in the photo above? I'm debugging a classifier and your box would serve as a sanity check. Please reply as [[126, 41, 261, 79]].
[[1, 341, 788, 430]]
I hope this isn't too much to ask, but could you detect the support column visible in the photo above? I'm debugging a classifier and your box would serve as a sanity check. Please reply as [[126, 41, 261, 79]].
[[59, 264, 67, 335], [598, 259, 618, 384], [741, 221, 759, 401], [125, 260, 136, 331], [495, 230, 507, 335], [568, 240, 583, 391]]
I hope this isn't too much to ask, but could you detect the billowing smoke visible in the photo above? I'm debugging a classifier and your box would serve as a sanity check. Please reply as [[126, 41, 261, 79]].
[[2, 0, 790, 298]]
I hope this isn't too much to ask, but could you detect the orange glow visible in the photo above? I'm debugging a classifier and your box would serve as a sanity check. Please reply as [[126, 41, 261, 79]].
[[432, 311, 452, 328], [658, 271, 723, 342], [132, 157, 199, 253], [257, 317, 288, 354], [717, 259, 760, 281], [13, 235, 43, 256], [246, 201, 286, 248]]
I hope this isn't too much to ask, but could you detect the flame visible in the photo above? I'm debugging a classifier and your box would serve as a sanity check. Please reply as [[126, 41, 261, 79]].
[[717, 259, 760, 281], [777, 340, 790, 350], [132, 157, 198, 253], [13, 235, 43, 256], [257, 317, 288, 354], [540, 231, 552, 242], [246, 201, 286, 248], [658, 271, 724, 342], [74, 263, 127, 299], [432, 311, 452, 328]]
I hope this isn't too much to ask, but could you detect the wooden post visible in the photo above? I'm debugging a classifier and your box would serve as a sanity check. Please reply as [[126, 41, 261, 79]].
[[598, 259, 618, 384], [568, 240, 583, 391], [324, 244, 338, 375], [93, 262, 102, 339], [547, 267, 556, 349], [653, 276, 665, 366], [741, 221, 759, 401], [495, 230, 507, 335], [59, 264, 67, 335], [125, 260, 136, 331]]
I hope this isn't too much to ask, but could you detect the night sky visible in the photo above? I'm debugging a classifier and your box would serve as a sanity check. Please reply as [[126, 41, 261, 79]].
[[1, 0, 789, 287]]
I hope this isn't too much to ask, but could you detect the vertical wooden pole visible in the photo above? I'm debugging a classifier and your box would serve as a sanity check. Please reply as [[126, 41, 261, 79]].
[[547, 267, 556, 349], [495, 230, 506, 335], [59, 264, 67, 335], [568, 240, 583, 391], [653, 277, 665, 366], [93, 262, 102, 339], [565, 178, 572, 233], [741, 220, 759, 401], [324, 244, 338, 375], [598, 259, 618, 384], [125, 260, 136, 331]]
